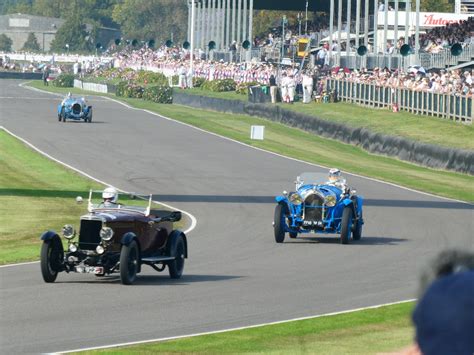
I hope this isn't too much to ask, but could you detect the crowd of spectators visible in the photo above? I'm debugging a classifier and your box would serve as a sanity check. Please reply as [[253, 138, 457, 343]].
[[114, 46, 278, 85], [109, 43, 474, 98], [409, 16, 474, 53], [327, 66, 474, 97]]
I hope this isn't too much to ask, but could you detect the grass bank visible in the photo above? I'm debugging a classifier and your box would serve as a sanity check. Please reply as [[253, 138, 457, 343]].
[[27, 81, 474, 202], [178, 88, 474, 151], [0, 130, 101, 264], [0, 129, 184, 264], [75, 302, 415, 354]]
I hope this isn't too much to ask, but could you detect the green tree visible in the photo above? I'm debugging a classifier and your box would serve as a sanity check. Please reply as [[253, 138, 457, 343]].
[[1, 0, 34, 15], [0, 34, 13, 52], [112, 0, 187, 46], [21, 32, 41, 52], [420, 0, 453, 12], [50, 14, 90, 52]]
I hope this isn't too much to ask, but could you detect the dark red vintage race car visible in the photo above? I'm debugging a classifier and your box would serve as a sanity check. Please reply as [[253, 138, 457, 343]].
[[40, 190, 187, 285]]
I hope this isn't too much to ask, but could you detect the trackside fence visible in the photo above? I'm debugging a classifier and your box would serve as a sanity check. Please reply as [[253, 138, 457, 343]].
[[74, 80, 108, 93], [327, 79, 472, 124]]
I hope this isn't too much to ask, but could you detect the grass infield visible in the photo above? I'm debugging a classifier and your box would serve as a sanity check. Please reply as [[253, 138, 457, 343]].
[[73, 302, 415, 354], [177, 88, 474, 151], [0, 130, 102, 264], [26, 81, 474, 202], [0, 130, 184, 264]]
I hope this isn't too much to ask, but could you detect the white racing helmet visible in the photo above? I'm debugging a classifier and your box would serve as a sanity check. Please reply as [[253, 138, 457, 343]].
[[102, 187, 118, 203], [328, 168, 342, 183]]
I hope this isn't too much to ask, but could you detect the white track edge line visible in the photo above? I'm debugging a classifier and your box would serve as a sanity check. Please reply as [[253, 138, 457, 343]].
[[57, 299, 416, 354], [0, 126, 197, 269], [20, 82, 472, 205]]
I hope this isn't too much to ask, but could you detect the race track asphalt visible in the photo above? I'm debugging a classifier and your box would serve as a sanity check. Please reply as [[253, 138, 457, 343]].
[[1, 79, 473, 353]]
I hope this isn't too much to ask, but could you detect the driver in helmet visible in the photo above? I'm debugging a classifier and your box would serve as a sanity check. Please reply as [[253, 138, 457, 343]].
[[99, 186, 119, 207], [61, 92, 72, 105], [327, 168, 347, 190]]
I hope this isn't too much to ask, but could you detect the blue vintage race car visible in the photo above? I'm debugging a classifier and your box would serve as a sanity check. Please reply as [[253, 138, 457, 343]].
[[273, 172, 364, 244], [57, 95, 92, 122]]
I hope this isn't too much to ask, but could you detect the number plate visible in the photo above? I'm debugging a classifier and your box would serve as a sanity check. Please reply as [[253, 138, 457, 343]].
[[75, 266, 104, 274]]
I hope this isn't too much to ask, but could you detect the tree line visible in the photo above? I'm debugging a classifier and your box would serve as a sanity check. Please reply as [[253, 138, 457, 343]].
[[0, 0, 455, 53]]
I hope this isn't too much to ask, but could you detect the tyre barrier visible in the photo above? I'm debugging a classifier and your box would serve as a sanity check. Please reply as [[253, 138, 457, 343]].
[[172, 92, 474, 175], [0, 72, 42, 80]]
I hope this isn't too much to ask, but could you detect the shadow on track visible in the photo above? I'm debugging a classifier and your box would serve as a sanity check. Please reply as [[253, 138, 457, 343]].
[[284, 236, 408, 245], [153, 194, 473, 209], [55, 274, 243, 286]]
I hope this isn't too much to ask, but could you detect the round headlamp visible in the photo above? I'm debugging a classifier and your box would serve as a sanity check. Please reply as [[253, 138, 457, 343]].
[[62, 224, 75, 239], [325, 195, 337, 207], [96, 245, 105, 254], [99, 227, 114, 241], [289, 192, 303, 205], [69, 243, 78, 252]]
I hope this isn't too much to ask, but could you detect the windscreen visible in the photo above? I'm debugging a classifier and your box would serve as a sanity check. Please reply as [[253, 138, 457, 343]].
[[297, 172, 328, 186]]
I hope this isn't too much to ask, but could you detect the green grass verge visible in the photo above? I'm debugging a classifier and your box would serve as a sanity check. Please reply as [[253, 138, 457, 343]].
[[177, 88, 474, 151], [0, 130, 101, 264], [0, 129, 185, 265], [26, 81, 474, 202], [74, 302, 415, 354]]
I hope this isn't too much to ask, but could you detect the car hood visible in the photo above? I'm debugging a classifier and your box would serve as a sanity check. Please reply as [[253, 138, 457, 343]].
[[297, 184, 342, 199], [63, 98, 84, 106], [81, 211, 148, 223]]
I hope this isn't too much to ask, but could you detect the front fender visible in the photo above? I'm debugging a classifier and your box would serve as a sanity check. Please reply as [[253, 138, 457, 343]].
[[41, 230, 59, 241], [275, 196, 287, 204], [121, 232, 137, 246], [166, 230, 188, 258], [342, 198, 353, 207]]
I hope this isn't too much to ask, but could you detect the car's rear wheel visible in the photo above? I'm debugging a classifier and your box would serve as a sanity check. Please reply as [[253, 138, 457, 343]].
[[340, 206, 353, 245], [289, 232, 298, 238], [87, 108, 92, 123], [168, 234, 185, 279], [353, 211, 363, 241], [274, 204, 287, 243], [120, 240, 139, 285], [40, 236, 64, 283]]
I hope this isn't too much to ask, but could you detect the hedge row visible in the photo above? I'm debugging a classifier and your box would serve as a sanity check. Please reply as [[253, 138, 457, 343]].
[[52, 74, 75, 87], [116, 81, 172, 103]]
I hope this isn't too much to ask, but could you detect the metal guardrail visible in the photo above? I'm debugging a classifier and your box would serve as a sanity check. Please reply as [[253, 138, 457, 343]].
[[327, 79, 472, 124]]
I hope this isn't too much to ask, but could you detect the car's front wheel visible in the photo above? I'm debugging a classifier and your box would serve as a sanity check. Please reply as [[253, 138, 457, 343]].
[[353, 211, 363, 241], [120, 240, 139, 285], [274, 204, 287, 243], [60, 107, 66, 122], [168, 233, 185, 279], [340, 206, 353, 244], [40, 236, 64, 283]]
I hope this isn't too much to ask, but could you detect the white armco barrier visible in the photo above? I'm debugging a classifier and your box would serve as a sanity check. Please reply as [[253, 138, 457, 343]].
[[1, 52, 113, 64], [74, 80, 108, 93], [82, 82, 108, 93]]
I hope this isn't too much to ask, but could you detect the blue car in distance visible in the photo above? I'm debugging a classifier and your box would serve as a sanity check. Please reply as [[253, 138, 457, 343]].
[[273, 172, 364, 244], [57, 94, 92, 122]]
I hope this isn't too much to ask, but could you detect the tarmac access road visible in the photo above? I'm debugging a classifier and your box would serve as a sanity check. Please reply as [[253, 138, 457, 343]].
[[1, 80, 472, 354]]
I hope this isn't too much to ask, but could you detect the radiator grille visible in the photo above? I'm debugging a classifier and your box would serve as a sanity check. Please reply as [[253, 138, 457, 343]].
[[79, 220, 102, 250], [72, 103, 81, 114], [304, 194, 324, 221]]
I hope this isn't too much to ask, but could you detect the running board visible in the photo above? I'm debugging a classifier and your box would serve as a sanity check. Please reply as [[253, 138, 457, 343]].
[[141, 256, 175, 264]]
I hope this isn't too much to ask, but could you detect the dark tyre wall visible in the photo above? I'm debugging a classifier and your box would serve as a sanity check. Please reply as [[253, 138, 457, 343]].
[[0, 72, 42, 79]]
